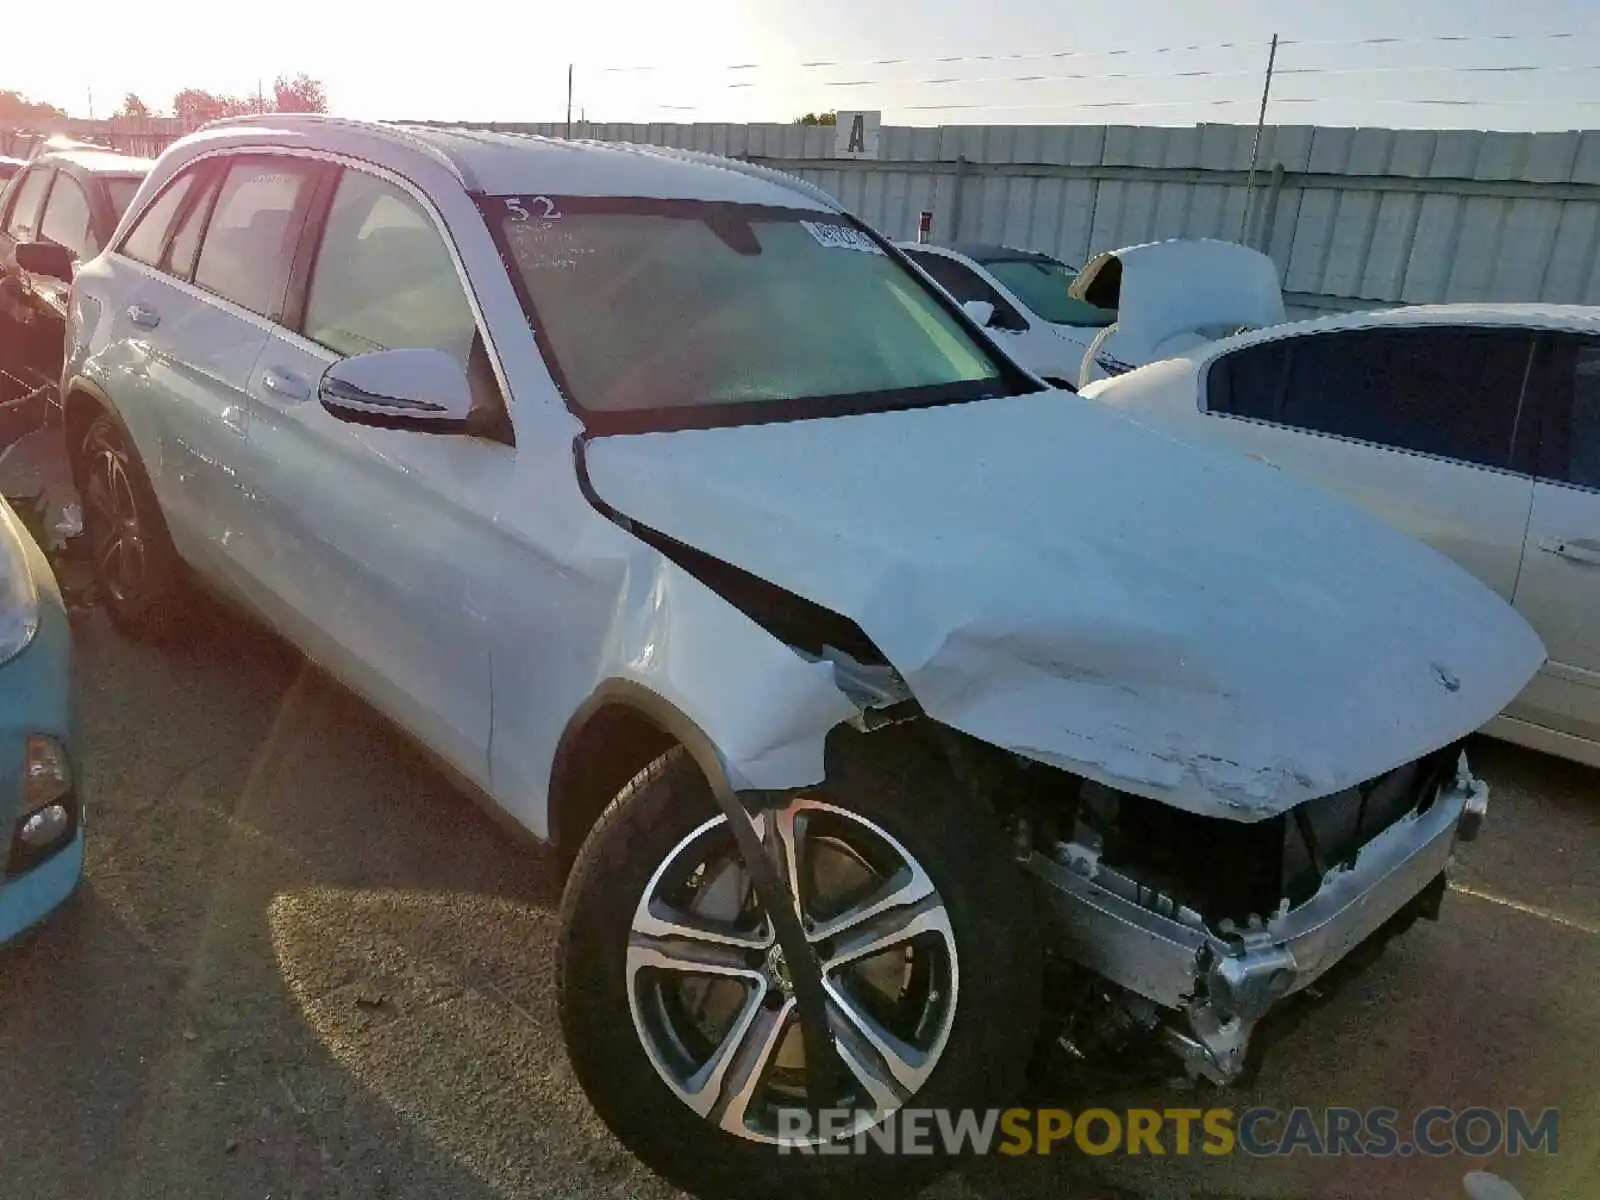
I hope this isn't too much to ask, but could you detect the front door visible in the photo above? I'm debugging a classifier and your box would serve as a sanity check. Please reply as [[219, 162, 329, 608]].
[[1509, 333, 1600, 749], [237, 164, 511, 785]]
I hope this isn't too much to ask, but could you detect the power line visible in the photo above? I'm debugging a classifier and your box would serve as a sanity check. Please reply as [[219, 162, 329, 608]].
[[622, 92, 1600, 116], [591, 31, 1592, 76], [594, 61, 1600, 104]]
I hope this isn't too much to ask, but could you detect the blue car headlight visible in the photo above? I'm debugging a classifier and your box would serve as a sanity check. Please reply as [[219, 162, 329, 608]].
[[0, 504, 41, 668]]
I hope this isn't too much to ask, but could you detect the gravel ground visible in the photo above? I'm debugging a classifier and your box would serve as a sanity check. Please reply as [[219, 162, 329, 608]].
[[0, 603, 1595, 1200]]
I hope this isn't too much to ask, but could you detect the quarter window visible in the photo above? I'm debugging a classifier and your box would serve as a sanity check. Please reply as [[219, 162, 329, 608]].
[[120, 171, 199, 267], [4, 168, 53, 242], [192, 157, 318, 317], [1208, 327, 1533, 471], [162, 170, 221, 281], [1533, 335, 1600, 490]]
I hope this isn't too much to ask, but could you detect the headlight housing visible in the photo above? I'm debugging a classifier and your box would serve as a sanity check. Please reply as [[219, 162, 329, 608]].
[[0, 503, 41, 668]]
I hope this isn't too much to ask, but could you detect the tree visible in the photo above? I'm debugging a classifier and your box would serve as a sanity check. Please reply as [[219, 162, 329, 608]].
[[172, 88, 256, 123], [796, 111, 837, 126], [0, 90, 67, 122], [171, 75, 327, 123], [272, 73, 327, 114], [116, 92, 151, 118]]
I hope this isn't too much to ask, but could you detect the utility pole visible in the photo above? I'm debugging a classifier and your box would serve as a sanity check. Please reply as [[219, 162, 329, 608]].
[[566, 64, 573, 139], [87, 86, 94, 120], [257, 79, 265, 114], [1240, 33, 1279, 244]]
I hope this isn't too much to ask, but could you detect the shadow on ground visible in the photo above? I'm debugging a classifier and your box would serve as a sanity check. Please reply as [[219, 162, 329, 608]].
[[2, 599, 1593, 1200]]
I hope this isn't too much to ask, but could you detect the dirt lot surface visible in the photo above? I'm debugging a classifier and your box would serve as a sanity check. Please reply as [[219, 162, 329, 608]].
[[1, 604, 1595, 1200]]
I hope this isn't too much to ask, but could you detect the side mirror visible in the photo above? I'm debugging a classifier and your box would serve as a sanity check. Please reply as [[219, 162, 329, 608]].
[[15, 240, 73, 283], [961, 299, 996, 328], [319, 348, 473, 433]]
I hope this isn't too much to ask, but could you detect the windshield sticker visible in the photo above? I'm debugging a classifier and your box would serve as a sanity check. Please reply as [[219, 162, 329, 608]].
[[505, 196, 561, 222], [801, 221, 883, 254]]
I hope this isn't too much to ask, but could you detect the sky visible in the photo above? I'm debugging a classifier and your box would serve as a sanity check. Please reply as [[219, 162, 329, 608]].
[[13, 0, 1600, 131]]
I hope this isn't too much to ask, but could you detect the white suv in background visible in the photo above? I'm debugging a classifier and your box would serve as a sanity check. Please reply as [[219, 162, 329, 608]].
[[61, 115, 1539, 1199], [896, 242, 1116, 387]]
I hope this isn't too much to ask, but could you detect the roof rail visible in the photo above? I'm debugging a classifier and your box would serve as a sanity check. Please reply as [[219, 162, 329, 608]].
[[386, 121, 844, 213], [193, 113, 468, 186]]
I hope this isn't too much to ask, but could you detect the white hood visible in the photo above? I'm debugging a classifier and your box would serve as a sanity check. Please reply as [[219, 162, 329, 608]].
[[1072, 238, 1287, 382], [584, 392, 1544, 821]]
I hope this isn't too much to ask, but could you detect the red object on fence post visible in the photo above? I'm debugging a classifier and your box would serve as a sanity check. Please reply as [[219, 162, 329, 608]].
[[916, 210, 933, 244]]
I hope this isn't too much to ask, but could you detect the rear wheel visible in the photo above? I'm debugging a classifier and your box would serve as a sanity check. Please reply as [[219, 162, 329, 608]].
[[558, 739, 1041, 1199], [76, 412, 186, 638]]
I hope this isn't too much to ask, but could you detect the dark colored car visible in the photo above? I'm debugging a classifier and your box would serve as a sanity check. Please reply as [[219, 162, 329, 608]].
[[0, 147, 153, 394]]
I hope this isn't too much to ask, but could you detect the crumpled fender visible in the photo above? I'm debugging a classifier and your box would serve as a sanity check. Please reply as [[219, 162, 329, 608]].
[[581, 392, 1545, 822]]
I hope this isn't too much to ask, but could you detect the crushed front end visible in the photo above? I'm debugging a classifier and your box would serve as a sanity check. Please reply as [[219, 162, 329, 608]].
[[966, 733, 1489, 1086]]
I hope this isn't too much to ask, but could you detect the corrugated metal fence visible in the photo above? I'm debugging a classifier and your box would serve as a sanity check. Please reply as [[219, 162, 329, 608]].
[[10, 116, 1600, 315], [448, 120, 1600, 316]]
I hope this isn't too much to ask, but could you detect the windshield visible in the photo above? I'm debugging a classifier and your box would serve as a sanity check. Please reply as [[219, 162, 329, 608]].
[[489, 197, 1017, 432], [983, 257, 1117, 328], [105, 177, 145, 220]]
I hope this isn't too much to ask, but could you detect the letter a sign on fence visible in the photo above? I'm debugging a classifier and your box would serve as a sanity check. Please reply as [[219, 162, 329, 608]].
[[834, 111, 882, 160]]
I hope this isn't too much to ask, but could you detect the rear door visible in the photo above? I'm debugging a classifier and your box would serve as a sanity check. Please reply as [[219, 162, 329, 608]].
[[107, 153, 322, 574], [23, 170, 100, 377], [1507, 332, 1600, 750], [1200, 324, 1537, 602]]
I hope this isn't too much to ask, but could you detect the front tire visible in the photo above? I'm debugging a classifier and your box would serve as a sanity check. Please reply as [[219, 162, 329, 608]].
[[557, 737, 1041, 1199], [76, 412, 187, 639]]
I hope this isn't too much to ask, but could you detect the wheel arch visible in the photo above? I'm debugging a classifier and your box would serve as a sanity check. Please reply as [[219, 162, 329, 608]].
[[60, 376, 126, 485], [547, 678, 743, 856]]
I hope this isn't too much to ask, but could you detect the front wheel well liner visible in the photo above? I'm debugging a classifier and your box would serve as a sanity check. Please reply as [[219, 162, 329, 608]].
[[61, 380, 119, 485], [547, 681, 751, 855]]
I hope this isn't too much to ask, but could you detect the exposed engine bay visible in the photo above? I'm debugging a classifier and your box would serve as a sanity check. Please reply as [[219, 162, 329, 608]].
[[818, 666, 1488, 1090]]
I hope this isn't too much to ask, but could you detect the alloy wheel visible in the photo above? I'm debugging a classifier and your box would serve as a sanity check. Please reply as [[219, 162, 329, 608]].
[[624, 795, 960, 1144], [82, 431, 148, 609]]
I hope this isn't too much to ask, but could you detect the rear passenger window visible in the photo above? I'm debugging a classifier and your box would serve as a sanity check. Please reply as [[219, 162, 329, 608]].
[[192, 158, 318, 318], [3, 167, 51, 241], [1208, 327, 1532, 470], [120, 172, 198, 267], [38, 175, 93, 259]]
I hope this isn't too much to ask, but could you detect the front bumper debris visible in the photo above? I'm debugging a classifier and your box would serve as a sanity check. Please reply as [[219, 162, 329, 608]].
[[1026, 753, 1488, 1084]]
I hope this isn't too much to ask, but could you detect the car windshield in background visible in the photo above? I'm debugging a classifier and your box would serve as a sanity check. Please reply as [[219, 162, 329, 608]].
[[983, 257, 1117, 328], [489, 197, 1015, 431], [105, 177, 144, 220]]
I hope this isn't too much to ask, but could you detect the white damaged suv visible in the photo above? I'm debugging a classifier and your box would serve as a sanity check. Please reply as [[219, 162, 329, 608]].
[[61, 116, 1543, 1198]]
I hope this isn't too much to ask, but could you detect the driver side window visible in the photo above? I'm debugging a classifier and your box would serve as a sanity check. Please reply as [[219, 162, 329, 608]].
[[904, 250, 1025, 331], [300, 168, 509, 438]]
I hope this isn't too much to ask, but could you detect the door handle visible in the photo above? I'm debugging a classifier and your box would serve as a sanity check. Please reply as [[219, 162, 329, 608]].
[[126, 303, 160, 330], [1537, 536, 1600, 567], [261, 367, 310, 401]]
